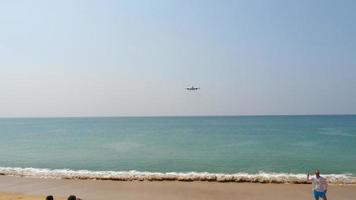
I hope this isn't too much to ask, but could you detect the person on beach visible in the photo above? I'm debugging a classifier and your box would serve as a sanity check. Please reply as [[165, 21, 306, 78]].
[[68, 195, 82, 200], [46, 196, 54, 200], [307, 169, 328, 200], [68, 195, 76, 200]]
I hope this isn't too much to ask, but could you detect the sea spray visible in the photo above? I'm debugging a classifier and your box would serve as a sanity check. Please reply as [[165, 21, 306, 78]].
[[0, 167, 355, 184]]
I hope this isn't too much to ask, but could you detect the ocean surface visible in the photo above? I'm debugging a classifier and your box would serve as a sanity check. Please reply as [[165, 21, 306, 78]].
[[0, 115, 355, 183]]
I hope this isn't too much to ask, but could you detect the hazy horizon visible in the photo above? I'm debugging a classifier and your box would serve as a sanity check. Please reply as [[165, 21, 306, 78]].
[[1, 113, 356, 119], [1, 0, 356, 117]]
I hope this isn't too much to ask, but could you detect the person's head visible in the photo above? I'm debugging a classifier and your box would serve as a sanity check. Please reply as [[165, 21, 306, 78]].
[[67, 195, 76, 200], [46, 195, 54, 200], [315, 169, 320, 178]]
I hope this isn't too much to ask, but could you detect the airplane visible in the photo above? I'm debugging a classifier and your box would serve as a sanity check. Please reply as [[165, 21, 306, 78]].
[[186, 86, 200, 91]]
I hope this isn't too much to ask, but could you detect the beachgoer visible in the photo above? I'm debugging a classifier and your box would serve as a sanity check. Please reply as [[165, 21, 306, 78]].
[[46, 195, 54, 200], [68, 195, 76, 200], [307, 169, 328, 200], [68, 195, 82, 200]]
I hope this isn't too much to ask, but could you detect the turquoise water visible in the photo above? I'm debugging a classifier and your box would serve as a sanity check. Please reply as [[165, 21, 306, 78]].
[[0, 115, 356, 181]]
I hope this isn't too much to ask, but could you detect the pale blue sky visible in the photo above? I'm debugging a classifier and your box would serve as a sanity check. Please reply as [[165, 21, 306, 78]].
[[0, 0, 355, 117]]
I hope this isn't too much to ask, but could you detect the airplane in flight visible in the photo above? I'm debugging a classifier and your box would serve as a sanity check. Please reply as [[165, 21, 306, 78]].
[[186, 86, 200, 91]]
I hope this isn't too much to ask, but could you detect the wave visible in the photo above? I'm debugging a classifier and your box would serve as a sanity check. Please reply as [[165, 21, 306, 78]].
[[0, 167, 355, 184]]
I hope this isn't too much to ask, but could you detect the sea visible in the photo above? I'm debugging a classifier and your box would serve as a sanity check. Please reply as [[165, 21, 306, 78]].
[[0, 115, 355, 183]]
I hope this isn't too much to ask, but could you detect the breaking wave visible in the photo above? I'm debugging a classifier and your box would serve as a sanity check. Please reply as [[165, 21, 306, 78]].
[[0, 167, 355, 184]]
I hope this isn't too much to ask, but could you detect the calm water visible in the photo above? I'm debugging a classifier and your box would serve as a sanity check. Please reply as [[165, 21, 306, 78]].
[[0, 115, 355, 176]]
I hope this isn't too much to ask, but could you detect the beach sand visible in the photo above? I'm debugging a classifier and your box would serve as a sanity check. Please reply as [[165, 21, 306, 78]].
[[0, 192, 65, 200], [0, 176, 355, 200]]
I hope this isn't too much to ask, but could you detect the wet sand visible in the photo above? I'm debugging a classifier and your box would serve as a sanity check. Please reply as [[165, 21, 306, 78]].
[[0, 176, 355, 200]]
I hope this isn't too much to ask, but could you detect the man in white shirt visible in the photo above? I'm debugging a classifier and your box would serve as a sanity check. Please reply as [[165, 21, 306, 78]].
[[307, 169, 328, 200]]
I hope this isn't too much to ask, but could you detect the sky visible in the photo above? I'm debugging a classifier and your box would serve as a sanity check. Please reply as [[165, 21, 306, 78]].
[[0, 0, 355, 117]]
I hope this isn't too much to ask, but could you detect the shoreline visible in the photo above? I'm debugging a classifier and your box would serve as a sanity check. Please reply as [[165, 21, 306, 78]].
[[1, 167, 355, 184], [1, 176, 356, 200]]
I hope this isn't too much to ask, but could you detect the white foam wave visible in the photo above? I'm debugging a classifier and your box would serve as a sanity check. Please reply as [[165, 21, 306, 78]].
[[0, 167, 355, 184]]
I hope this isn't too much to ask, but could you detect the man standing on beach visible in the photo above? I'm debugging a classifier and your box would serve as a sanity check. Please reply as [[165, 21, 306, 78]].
[[307, 169, 328, 200]]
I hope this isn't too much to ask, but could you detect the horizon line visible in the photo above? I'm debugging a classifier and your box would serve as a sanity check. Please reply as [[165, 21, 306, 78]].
[[0, 113, 355, 119]]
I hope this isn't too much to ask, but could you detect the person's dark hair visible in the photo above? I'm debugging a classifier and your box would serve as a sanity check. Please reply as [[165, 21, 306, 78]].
[[46, 195, 54, 200], [67, 195, 76, 200]]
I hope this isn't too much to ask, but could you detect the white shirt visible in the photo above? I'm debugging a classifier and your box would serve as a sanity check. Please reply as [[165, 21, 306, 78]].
[[310, 176, 328, 192]]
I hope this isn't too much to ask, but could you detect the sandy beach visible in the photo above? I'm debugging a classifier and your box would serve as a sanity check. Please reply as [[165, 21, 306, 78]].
[[0, 176, 355, 200], [0, 192, 65, 200]]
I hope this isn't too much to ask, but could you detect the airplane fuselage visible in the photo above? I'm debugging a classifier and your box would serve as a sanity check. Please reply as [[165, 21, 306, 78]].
[[186, 86, 200, 91]]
